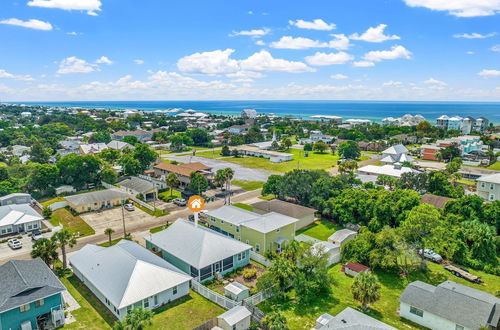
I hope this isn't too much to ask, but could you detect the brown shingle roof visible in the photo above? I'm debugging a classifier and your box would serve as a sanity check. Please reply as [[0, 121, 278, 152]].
[[420, 194, 454, 209], [154, 162, 211, 177], [251, 199, 316, 219]]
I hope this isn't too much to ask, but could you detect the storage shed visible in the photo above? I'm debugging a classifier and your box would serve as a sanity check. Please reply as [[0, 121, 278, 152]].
[[224, 282, 249, 302]]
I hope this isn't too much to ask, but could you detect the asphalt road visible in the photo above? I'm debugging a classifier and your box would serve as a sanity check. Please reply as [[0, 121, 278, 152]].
[[0, 188, 263, 264]]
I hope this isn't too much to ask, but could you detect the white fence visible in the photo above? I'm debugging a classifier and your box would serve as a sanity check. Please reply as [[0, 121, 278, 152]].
[[130, 196, 155, 211], [191, 280, 240, 310], [243, 288, 274, 306], [250, 251, 273, 267]]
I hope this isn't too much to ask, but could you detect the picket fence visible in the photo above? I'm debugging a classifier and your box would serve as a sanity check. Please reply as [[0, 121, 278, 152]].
[[191, 280, 240, 310], [250, 251, 273, 267]]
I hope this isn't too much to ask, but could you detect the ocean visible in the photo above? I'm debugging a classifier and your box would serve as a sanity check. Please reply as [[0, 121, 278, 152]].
[[20, 100, 500, 124]]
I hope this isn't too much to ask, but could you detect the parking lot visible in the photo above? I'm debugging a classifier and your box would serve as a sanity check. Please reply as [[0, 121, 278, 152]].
[[80, 206, 157, 233]]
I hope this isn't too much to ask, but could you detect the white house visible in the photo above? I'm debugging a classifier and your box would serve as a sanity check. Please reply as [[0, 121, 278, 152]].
[[312, 307, 396, 329], [476, 173, 500, 202], [399, 280, 500, 330], [357, 163, 420, 179], [380, 144, 413, 164], [328, 229, 357, 246], [0, 204, 43, 236], [217, 306, 252, 330], [235, 145, 292, 163], [70, 240, 192, 320]]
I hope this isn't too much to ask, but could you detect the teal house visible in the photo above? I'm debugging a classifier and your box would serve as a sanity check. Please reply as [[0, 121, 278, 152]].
[[0, 258, 66, 330], [145, 219, 252, 282]]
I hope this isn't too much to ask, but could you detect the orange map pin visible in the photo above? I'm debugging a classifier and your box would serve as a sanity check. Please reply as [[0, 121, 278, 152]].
[[188, 195, 205, 212]]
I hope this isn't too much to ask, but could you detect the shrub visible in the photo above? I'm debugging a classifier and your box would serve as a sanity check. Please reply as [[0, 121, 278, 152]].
[[243, 268, 257, 280]]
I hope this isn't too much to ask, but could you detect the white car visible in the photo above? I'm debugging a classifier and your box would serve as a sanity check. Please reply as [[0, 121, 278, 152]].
[[420, 249, 443, 262], [8, 238, 22, 250], [124, 203, 135, 211]]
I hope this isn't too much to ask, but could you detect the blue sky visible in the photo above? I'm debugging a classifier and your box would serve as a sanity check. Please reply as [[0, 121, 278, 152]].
[[0, 0, 499, 101]]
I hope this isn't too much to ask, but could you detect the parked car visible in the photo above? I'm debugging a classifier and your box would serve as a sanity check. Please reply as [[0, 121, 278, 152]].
[[8, 238, 22, 249], [124, 203, 135, 211], [419, 249, 443, 263], [31, 230, 43, 241], [173, 198, 187, 206]]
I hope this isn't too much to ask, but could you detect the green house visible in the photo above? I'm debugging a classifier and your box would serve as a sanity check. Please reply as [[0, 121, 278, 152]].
[[205, 205, 298, 255], [0, 258, 66, 330], [145, 219, 252, 282]]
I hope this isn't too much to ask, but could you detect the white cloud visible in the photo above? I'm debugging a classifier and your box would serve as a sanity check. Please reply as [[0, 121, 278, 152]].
[[350, 24, 400, 42], [0, 18, 52, 31], [289, 18, 335, 30], [255, 40, 265, 46], [353, 61, 375, 67], [453, 32, 497, 39], [270, 34, 350, 50], [226, 71, 264, 82], [331, 74, 348, 79], [478, 69, 500, 77], [134, 59, 145, 65], [177, 49, 313, 74], [403, 0, 500, 17], [363, 45, 412, 62], [229, 28, 270, 37], [0, 69, 34, 81], [383, 81, 403, 86], [28, 0, 102, 16], [466, 51, 475, 54], [424, 77, 447, 85], [491, 45, 500, 52], [305, 52, 354, 66], [177, 49, 240, 75], [66, 31, 82, 36], [57, 56, 98, 74], [96, 56, 113, 65]]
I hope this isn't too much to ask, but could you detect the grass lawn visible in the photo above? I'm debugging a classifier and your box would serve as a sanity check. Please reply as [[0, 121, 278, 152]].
[[41, 197, 64, 207], [296, 220, 341, 241], [259, 262, 500, 330], [233, 202, 254, 212], [133, 202, 169, 217], [150, 224, 169, 233], [487, 161, 500, 171], [158, 189, 182, 202], [196, 148, 343, 172], [49, 208, 95, 237], [259, 194, 275, 201], [457, 179, 476, 185], [62, 273, 224, 330], [232, 180, 264, 191], [97, 237, 123, 247]]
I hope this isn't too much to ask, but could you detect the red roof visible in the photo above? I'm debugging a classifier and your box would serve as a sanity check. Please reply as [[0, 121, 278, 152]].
[[344, 262, 370, 273]]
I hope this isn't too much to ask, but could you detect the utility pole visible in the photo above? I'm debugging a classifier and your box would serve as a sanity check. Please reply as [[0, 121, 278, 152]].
[[121, 201, 126, 238]]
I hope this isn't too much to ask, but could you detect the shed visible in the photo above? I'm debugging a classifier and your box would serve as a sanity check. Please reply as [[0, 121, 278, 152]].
[[217, 306, 251, 330], [55, 185, 76, 195], [328, 229, 357, 246], [342, 262, 370, 277], [224, 282, 249, 302], [312, 241, 340, 266]]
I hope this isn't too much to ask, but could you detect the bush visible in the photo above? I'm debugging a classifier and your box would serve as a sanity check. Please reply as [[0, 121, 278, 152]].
[[243, 268, 257, 280]]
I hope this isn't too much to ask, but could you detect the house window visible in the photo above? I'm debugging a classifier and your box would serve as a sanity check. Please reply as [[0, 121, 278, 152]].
[[173, 286, 178, 295], [35, 299, 44, 307], [236, 226, 240, 233], [455, 325, 464, 330], [143, 298, 149, 308], [255, 244, 260, 253], [220, 220, 224, 224], [105, 298, 110, 305], [409, 306, 423, 317], [237, 252, 245, 261], [20, 304, 30, 312], [491, 184, 495, 190], [211, 217, 216, 222], [481, 182, 485, 188], [154, 295, 158, 305], [489, 194, 495, 201], [276, 228, 280, 233], [245, 240, 249, 244]]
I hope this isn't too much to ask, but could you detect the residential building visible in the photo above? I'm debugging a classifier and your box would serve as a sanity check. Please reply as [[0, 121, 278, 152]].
[[117, 176, 157, 200], [64, 188, 129, 213], [79, 143, 108, 155], [0, 193, 32, 206], [20, 111, 32, 117], [473, 117, 489, 133], [421, 135, 483, 160], [217, 306, 252, 330], [0, 204, 43, 236], [299, 131, 334, 145], [70, 240, 191, 320], [382, 114, 425, 127], [241, 109, 257, 119], [111, 129, 154, 142], [436, 115, 450, 130], [206, 205, 298, 254], [447, 116, 463, 131], [251, 199, 316, 229], [234, 145, 293, 163], [153, 162, 212, 187], [399, 280, 500, 330], [328, 229, 357, 246], [357, 163, 420, 179], [380, 144, 413, 164], [145, 219, 252, 282], [0, 145, 30, 157], [345, 119, 371, 126], [312, 307, 396, 329], [107, 140, 134, 151], [436, 115, 490, 133], [227, 125, 250, 135], [476, 173, 500, 202], [420, 194, 454, 209], [461, 117, 475, 134], [57, 138, 82, 156], [0, 258, 66, 330]]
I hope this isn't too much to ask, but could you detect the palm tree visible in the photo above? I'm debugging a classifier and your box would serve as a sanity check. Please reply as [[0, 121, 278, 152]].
[[214, 169, 228, 203], [224, 167, 235, 204], [114, 307, 153, 330], [104, 228, 115, 246], [350, 271, 381, 311], [52, 229, 77, 269], [31, 238, 59, 269], [165, 172, 179, 197]]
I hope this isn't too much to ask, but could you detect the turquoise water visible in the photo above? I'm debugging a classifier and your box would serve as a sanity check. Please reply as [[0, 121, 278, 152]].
[[20, 100, 500, 124]]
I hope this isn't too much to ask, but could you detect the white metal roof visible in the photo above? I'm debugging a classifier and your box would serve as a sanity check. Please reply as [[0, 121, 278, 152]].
[[206, 205, 259, 226], [69, 240, 191, 309], [218, 306, 251, 326], [382, 144, 408, 155], [0, 204, 43, 227], [64, 188, 129, 206], [357, 164, 419, 178], [145, 220, 252, 269], [328, 229, 357, 244], [224, 282, 249, 296], [477, 173, 500, 184]]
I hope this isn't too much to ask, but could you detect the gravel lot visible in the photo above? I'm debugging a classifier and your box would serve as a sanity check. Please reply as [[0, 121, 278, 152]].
[[80, 207, 157, 233]]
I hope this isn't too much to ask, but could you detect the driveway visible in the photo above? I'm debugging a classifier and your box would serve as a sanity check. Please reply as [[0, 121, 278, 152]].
[[0, 235, 35, 260], [80, 207, 157, 233], [165, 155, 273, 182]]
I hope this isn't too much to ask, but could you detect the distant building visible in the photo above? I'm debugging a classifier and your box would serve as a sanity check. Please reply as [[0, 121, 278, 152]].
[[299, 131, 334, 145], [476, 173, 500, 202], [111, 129, 154, 142], [328, 229, 357, 246], [107, 140, 134, 151], [117, 176, 157, 200], [357, 163, 420, 179], [420, 135, 483, 161], [153, 162, 212, 187], [228, 125, 250, 135], [380, 144, 413, 164], [20, 111, 32, 117], [79, 143, 108, 155], [64, 189, 129, 213], [241, 109, 257, 119], [436, 115, 489, 133], [234, 145, 293, 163], [382, 114, 425, 127], [312, 307, 396, 329]]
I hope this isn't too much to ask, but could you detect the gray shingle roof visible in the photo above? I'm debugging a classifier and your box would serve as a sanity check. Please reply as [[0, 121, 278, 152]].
[[399, 280, 500, 329], [64, 189, 129, 206], [251, 199, 316, 219], [315, 307, 396, 329], [118, 176, 155, 194], [145, 219, 251, 269], [0, 258, 66, 313]]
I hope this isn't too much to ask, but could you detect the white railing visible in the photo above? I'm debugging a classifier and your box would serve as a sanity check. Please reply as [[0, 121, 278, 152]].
[[191, 280, 240, 310], [130, 196, 155, 211], [244, 287, 274, 306], [138, 174, 167, 189], [250, 251, 273, 267]]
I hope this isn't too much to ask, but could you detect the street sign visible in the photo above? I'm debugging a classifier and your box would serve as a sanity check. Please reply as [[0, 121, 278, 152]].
[[188, 195, 205, 212]]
